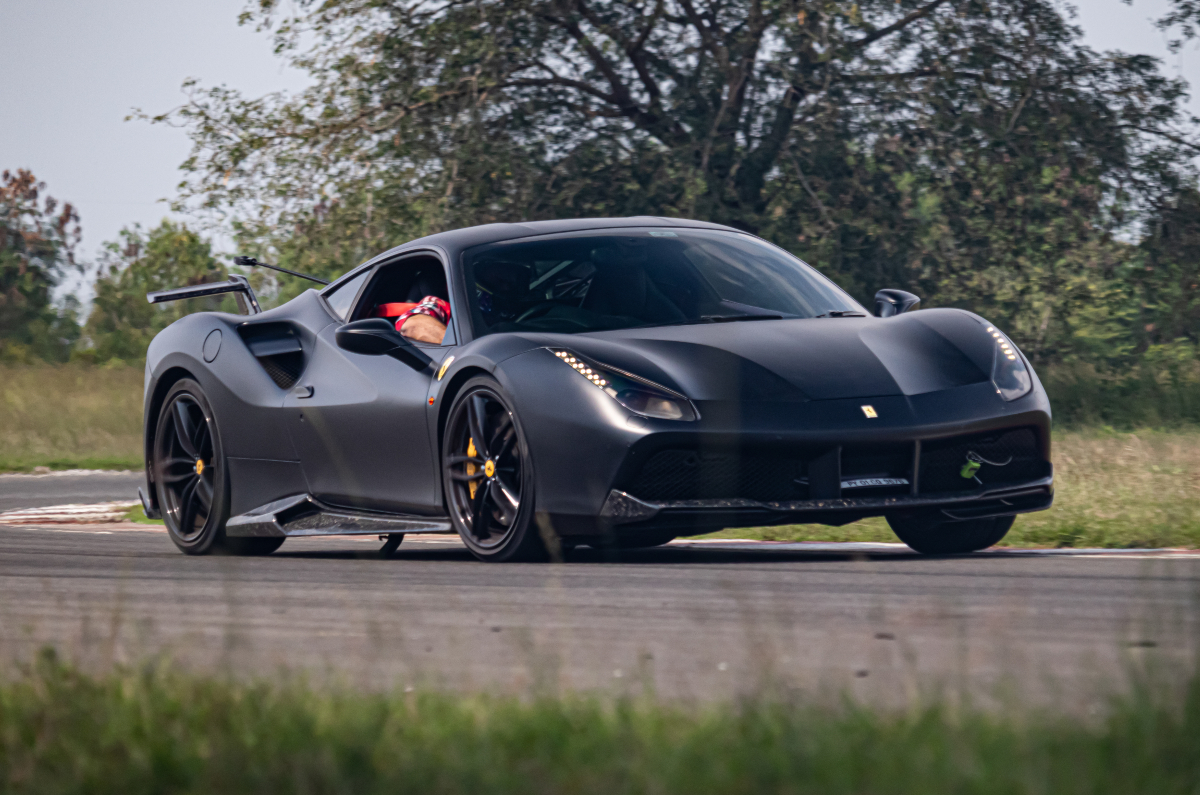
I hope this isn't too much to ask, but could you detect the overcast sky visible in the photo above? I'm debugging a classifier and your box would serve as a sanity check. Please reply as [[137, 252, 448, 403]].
[[2, 0, 1197, 275]]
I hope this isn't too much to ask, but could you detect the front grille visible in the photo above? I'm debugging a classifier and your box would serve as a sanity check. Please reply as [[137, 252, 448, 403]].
[[620, 427, 1046, 504], [626, 449, 806, 501], [919, 427, 1043, 494]]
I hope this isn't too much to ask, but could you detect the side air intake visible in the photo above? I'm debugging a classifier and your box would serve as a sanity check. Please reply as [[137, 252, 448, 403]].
[[238, 323, 305, 390]]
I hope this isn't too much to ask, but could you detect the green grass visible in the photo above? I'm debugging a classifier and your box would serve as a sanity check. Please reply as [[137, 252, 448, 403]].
[[0, 364, 143, 472], [122, 504, 162, 525], [0, 649, 1196, 795], [706, 428, 1200, 548]]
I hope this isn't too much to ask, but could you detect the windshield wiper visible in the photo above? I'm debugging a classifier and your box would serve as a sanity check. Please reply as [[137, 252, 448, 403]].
[[698, 313, 785, 323], [814, 310, 867, 318], [629, 313, 786, 330]]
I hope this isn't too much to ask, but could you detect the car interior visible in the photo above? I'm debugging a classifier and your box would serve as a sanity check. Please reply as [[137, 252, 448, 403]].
[[351, 256, 453, 344]]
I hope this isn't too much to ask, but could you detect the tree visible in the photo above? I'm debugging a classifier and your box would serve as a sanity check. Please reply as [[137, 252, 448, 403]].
[[0, 169, 82, 362], [156, 0, 1200, 363], [81, 221, 227, 363]]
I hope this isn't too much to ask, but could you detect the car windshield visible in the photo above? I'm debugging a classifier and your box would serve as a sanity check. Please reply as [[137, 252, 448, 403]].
[[464, 228, 864, 336]]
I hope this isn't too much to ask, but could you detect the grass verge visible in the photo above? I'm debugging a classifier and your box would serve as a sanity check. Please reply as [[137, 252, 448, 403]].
[[1, 649, 1196, 794], [0, 364, 142, 472], [122, 504, 162, 525]]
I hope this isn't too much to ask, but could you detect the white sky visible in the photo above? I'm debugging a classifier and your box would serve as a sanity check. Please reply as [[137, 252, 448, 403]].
[[1, 0, 1197, 279]]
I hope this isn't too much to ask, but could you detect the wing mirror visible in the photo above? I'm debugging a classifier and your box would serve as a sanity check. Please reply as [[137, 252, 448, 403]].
[[335, 318, 433, 371], [874, 289, 921, 318]]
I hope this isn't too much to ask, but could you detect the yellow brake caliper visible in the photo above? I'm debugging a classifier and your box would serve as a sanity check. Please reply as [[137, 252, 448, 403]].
[[466, 439, 478, 499]]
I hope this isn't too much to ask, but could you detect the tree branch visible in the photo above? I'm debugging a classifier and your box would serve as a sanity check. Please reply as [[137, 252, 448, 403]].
[[847, 0, 953, 52], [1121, 124, 1200, 153]]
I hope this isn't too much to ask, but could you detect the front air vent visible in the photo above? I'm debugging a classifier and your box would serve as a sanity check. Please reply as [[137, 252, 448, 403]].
[[238, 323, 305, 390]]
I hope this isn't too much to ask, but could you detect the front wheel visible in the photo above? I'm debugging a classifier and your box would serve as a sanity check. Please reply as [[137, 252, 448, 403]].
[[888, 514, 1015, 555], [442, 376, 546, 562]]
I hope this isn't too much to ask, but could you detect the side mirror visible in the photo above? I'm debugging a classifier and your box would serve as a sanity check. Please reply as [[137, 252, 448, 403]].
[[874, 289, 921, 318], [335, 318, 433, 371]]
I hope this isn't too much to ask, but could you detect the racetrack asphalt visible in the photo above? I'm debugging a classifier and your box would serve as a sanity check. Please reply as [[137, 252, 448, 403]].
[[1, 520, 1196, 709], [0, 470, 142, 511]]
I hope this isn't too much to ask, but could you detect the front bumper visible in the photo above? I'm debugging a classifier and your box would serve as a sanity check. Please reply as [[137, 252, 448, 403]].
[[498, 349, 1055, 535], [600, 473, 1054, 531]]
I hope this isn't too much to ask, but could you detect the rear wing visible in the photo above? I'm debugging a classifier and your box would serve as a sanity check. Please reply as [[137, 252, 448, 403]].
[[144, 257, 329, 316], [146, 275, 262, 315]]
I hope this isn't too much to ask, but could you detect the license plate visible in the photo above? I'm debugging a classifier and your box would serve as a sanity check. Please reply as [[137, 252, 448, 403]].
[[840, 477, 909, 489]]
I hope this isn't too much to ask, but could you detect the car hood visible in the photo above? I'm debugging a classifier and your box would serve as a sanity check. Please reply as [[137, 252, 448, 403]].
[[524, 308, 996, 402]]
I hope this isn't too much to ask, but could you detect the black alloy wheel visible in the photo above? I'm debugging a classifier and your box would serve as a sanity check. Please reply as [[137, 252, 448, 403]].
[[153, 379, 282, 556], [442, 376, 546, 562], [887, 514, 1015, 555]]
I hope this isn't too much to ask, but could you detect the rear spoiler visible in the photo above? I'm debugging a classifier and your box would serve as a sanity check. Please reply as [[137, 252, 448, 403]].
[[144, 257, 330, 316], [146, 275, 262, 315]]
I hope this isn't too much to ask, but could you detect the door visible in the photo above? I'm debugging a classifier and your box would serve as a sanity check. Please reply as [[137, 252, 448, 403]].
[[284, 324, 450, 513], [284, 253, 454, 514]]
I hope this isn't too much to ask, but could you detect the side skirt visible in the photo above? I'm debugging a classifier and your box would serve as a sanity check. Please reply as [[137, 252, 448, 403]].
[[225, 494, 452, 538]]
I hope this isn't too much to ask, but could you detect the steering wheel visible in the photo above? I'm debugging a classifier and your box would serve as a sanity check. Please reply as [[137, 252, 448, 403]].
[[515, 301, 561, 324]]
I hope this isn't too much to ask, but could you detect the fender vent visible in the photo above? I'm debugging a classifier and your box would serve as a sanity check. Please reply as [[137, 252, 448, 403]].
[[238, 323, 305, 390], [257, 353, 303, 389]]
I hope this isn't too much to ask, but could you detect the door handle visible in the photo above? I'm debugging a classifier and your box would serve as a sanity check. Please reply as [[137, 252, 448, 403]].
[[293, 385, 314, 399]]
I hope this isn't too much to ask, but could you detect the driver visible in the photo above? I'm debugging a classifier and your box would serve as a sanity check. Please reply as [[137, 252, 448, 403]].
[[392, 296, 451, 344], [475, 259, 533, 326]]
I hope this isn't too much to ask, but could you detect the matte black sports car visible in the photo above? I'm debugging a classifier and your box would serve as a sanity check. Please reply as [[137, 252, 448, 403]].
[[140, 217, 1052, 561]]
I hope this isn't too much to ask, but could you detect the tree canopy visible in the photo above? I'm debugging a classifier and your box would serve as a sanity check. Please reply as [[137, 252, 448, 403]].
[[0, 170, 81, 362], [81, 221, 228, 364], [142, 0, 1199, 370]]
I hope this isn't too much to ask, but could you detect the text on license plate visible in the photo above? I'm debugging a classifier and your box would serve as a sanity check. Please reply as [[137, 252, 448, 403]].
[[840, 477, 910, 489]]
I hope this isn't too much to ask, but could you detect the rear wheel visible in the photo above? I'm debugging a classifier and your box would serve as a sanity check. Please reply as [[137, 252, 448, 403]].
[[888, 514, 1014, 554], [154, 380, 228, 555], [442, 376, 546, 562], [153, 379, 283, 557]]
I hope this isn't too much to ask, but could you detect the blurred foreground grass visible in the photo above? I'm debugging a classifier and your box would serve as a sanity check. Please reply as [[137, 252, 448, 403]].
[[0, 649, 1197, 795], [2, 364, 1197, 548]]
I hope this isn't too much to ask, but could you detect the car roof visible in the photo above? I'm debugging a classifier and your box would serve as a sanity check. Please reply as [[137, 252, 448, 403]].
[[323, 216, 743, 292]]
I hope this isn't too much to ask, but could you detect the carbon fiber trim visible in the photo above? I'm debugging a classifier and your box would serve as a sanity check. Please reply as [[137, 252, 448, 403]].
[[601, 474, 1054, 525]]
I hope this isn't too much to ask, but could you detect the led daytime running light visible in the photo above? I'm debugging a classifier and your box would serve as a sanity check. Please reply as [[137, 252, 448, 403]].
[[554, 350, 609, 388], [550, 348, 698, 421]]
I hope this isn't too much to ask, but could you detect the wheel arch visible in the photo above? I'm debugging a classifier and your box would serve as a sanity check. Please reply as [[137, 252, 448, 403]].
[[434, 365, 493, 504], [143, 365, 198, 514]]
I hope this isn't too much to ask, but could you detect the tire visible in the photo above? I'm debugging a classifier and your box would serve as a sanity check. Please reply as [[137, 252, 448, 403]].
[[442, 376, 546, 562], [153, 378, 284, 557], [888, 514, 1015, 555], [153, 379, 230, 555]]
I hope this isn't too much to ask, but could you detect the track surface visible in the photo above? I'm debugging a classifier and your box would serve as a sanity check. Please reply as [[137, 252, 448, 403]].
[[1, 524, 1196, 708], [0, 471, 142, 511]]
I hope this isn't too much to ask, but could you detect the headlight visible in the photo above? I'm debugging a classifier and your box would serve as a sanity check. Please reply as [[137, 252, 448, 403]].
[[550, 348, 698, 421], [986, 325, 1032, 401]]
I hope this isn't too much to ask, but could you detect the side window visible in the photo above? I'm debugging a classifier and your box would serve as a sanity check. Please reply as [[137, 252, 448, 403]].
[[351, 256, 454, 345], [322, 270, 370, 321]]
